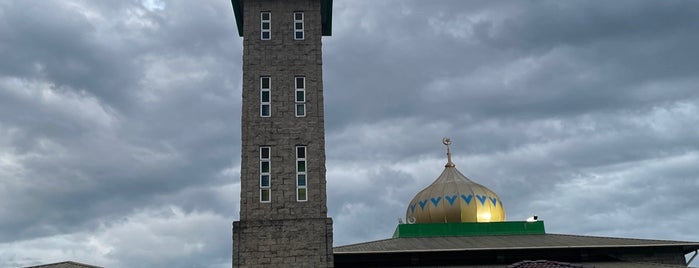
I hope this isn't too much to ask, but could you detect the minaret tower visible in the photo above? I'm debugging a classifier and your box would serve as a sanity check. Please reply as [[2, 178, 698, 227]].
[[231, 0, 334, 267]]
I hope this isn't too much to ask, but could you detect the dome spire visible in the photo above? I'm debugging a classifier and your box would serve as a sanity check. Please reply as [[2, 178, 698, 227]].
[[442, 137, 456, 167]]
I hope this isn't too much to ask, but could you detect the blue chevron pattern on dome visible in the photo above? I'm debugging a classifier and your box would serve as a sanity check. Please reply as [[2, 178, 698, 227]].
[[430, 197, 442, 207], [414, 194, 507, 212], [445, 195, 457, 205], [461, 194, 473, 204], [476, 195, 487, 205], [418, 200, 428, 210]]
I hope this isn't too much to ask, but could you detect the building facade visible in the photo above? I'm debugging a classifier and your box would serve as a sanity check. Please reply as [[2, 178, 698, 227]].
[[334, 142, 699, 267], [229, 1, 699, 267], [231, 0, 334, 267]]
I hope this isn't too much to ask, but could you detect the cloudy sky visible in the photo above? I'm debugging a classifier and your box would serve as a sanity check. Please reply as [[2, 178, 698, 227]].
[[1, 0, 699, 267]]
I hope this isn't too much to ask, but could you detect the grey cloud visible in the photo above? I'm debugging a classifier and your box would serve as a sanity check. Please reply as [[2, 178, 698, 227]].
[[2, 0, 699, 267], [0, 0, 240, 245], [325, 1, 699, 128]]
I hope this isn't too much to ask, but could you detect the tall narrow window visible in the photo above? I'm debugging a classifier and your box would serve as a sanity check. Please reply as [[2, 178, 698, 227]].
[[260, 146, 271, 203], [295, 76, 306, 117], [260, 76, 271, 117], [296, 146, 307, 201], [294, 12, 304, 40], [261, 12, 271, 40]]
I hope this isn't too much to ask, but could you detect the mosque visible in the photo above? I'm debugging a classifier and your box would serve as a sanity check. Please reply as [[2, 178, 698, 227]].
[[22, 1, 699, 267], [228, 1, 699, 267], [333, 138, 699, 267]]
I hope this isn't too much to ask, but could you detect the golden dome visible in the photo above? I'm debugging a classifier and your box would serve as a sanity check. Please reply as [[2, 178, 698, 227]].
[[406, 138, 505, 223]]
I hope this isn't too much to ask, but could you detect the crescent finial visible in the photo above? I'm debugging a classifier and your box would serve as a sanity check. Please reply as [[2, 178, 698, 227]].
[[443, 137, 455, 167]]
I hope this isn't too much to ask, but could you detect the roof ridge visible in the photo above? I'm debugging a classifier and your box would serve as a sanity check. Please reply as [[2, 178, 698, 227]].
[[24, 261, 104, 268], [334, 237, 398, 249]]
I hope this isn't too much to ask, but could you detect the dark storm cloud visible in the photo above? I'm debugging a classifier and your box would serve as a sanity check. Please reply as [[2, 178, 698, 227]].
[[325, 0, 699, 126], [0, 1, 139, 107], [2, 0, 699, 267], [1, 0, 241, 266], [323, 0, 699, 255]]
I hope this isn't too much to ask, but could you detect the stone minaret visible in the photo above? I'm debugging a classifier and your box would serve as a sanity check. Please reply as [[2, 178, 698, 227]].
[[231, 0, 334, 267]]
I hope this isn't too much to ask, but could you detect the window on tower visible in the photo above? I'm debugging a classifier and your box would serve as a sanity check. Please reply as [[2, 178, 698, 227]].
[[261, 12, 271, 40], [295, 76, 306, 117], [296, 146, 307, 201], [260, 76, 271, 117], [294, 12, 304, 40], [260, 146, 271, 203]]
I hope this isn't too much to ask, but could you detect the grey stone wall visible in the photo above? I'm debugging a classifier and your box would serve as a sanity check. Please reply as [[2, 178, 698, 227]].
[[239, 0, 327, 222], [233, 218, 334, 267], [234, 0, 333, 267]]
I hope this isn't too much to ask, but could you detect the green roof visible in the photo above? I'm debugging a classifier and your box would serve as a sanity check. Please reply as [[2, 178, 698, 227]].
[[393, 221, 547, 238], [230, 0, 333, 37]]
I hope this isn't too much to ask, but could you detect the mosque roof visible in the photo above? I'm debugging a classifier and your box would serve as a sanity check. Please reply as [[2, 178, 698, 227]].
[[334, 233, 699, 267], [334, 233, 699, 254]]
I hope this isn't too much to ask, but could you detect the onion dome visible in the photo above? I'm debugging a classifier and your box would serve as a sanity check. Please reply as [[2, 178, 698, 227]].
[[406, 138, 505, 223]]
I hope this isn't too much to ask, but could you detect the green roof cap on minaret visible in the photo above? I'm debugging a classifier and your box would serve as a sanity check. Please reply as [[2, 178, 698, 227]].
[[231, 0, 333, 37]]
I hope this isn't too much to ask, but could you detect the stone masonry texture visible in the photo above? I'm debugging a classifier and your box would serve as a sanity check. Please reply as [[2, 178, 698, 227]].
[[233, 0, 333, 267]]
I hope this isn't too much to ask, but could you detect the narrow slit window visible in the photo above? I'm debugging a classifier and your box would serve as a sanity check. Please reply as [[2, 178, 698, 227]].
[[294, 12, 304, 40], [296, 146, 307, 201], [260, 146, 271, 202], [295, 76, 306, 117], [260, 76, 271, 117], [261, 12, 271, 40]]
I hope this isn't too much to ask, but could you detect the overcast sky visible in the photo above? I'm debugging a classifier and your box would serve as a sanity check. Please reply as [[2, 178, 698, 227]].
[[1, 0, 699, 267]]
